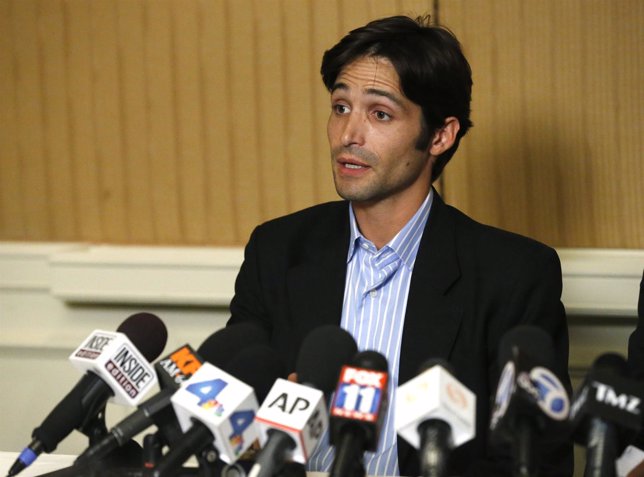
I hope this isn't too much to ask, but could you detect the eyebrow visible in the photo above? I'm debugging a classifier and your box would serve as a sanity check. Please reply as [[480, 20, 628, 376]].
[[331, 82, 405, 109]]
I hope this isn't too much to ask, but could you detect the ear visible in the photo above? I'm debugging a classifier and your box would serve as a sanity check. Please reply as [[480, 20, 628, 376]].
[[429, 117, 460, 156]]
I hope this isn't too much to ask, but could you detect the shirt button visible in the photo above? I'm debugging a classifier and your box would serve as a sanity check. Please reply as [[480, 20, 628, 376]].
[[370, 290, 378, 298]]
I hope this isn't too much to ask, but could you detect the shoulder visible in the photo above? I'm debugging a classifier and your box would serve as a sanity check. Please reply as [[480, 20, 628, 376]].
[[444, 201, 559, 265], [252, 200, 348, 240], [258, 200, 348, 230], [431, 200, 562, 288], [244, 201, 349, 259]]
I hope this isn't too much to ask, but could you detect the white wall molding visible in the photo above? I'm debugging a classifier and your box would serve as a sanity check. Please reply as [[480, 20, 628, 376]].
[[48, 245, 244, 306], [0, 242, 85, 290], [0, 242, 644, 316], [558, 248, 642, 317], [0, 242, 642, 316]]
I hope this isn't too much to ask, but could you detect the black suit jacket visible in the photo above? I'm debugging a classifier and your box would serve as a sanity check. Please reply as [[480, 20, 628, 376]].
[[228, 191, 573, 476]]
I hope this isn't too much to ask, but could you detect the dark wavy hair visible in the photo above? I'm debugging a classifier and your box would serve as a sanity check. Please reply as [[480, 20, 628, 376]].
[[320, 15, 473, 182]]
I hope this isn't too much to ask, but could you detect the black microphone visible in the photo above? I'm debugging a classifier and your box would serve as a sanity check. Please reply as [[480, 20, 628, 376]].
[[489, 325, 570, 477], [250, 326, 358, 477], [74, 344, 203, 468], [296, 325, 360, 396], [570, 353, 644, 477], [329, 350, 389, 477], [152, 344, 286, 477], [197, 323, 271, 370], [75, 322, 269, 467], [8, 312, 167, 477]]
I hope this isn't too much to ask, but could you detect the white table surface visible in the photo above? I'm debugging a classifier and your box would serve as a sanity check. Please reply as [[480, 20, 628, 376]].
[[0, 452, 350, 477], [0, 452, 75, 477]]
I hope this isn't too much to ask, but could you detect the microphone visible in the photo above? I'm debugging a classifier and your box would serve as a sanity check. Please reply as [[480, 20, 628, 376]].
[[8, 312, 167, 477], [250, 326, 358, 477], [197, 323, 271, 370], [329, 350, 389, 477], [153, 344, 285, 477], [75, 322, 269, 467], [395, 359, 476, 477], [155, 343, 204, 390], [74, 343, 204, 467], [489, 325, 570, 477], [570, 353, 644, 477]]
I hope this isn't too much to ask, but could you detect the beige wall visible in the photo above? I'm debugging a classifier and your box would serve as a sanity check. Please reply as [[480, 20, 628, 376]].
[[1, 0, 642, 247]]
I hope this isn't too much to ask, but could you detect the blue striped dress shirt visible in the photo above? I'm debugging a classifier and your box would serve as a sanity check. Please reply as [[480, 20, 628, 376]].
[[307, 190, 433, 476]]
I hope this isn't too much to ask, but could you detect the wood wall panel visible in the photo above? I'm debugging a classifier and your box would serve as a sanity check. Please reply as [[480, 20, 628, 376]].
[[116, 0, 154, 243], [146, 0, 183, 242], [13, 0, 51, 240], [440, 0, 643, 248], [93, 0, 128, 242], [173, 0, 207, 244], [0, 0, 641, 247], [66, 0, 103, 240], [0, 0, 24, 238], [255, 0, 289, 218], [200, 0, 236, 244], [40, 0, 77, 241]]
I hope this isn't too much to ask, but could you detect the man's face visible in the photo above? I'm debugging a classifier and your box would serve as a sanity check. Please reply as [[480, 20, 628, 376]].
[[328, 56, 432, 206]]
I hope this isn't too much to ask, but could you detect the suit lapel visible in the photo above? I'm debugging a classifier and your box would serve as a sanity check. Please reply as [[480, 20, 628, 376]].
[[399, 192, 463, 385], [282, 195, 463, 382], [286, 204, 350, 344], [396, 192, 464, 475]]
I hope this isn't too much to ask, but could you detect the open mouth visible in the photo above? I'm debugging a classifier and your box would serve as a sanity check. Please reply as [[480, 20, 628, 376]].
[[338, 156, 370, 171]]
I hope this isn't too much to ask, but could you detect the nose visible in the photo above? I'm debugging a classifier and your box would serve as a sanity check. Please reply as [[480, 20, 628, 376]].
[[339, 112, 366, 147]]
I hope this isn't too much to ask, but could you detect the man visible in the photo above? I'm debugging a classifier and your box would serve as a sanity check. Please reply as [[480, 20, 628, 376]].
[[227, 15, 572, 476], [622, 272, 644, 474], [628, 272, 644, 380]]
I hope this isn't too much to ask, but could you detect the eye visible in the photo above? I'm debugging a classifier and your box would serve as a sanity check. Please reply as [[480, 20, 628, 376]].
[[333, 104, 350, 115], [374, 110, 392, 121]]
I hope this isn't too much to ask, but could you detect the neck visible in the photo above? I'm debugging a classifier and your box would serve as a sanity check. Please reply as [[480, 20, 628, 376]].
[[352, 188, 430, 250]]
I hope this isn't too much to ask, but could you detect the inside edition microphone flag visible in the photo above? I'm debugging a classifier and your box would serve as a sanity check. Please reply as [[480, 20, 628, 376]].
[[8, 313, 167, 477]]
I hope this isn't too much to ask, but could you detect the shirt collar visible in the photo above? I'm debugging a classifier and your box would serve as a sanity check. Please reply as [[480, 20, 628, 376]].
[[347, 189, 433, 270]]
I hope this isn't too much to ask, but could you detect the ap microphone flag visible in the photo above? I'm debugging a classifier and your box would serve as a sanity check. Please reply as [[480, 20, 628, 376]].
[[254, 378, 328, 463], [249, 326, 357, 477]]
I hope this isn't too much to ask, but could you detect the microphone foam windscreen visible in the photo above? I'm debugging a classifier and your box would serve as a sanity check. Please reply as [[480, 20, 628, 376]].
[[592, 352, 629, 376], [352, 350, 388, 372], [419, 357, 454, 375], [224, 344, 287, 402], [197, 323, 269, 369], [497, 325, 555, 368], [117, 312, 168, 362], [296, 325, 358, 393]]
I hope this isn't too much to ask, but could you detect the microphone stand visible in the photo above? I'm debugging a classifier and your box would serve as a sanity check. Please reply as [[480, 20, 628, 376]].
[[584, 419, 617, 477], [329, 426, 367, 477], [512, 415, 535, 477], [418, 419, 451, 477], [79, 406, 109, 447]]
